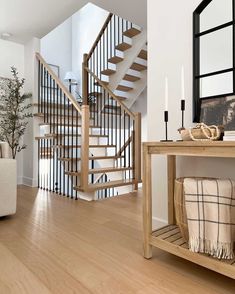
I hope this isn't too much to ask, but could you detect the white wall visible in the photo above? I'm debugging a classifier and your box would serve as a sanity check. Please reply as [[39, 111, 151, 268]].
[[131, 88, 147, 142], [0, 39, 25, 184], [72, 3, 109, 95], [148, 0, 235, 228], [23, 38, 40, 187], [41, 18, 72, 81]]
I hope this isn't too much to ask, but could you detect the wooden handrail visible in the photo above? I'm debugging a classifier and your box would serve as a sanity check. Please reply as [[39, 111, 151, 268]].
[[84, 67, 135, 119], [36, 52, 82, 115], [116, 134, 133, 157], [86, 13, 113, 62]]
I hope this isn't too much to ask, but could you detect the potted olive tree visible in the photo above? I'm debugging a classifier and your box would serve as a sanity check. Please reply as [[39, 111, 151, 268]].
[[0, 67, 32, 159]]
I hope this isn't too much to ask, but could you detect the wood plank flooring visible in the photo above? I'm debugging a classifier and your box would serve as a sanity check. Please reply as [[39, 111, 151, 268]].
[[0, 186, 235, 293]]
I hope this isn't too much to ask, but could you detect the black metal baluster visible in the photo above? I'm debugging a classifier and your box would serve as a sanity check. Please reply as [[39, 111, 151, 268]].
[[67, 95, 70, 197], [106, 25, 108, 69], [55, 83, 59, 194], [128, 115, 131, 179], [122, 18, 124, 42], [63, 93, 66, 196], [38, 61, 41, 113], [100, 86, 103, 136], [119, 108, 122, 168], [59, 89, 62, 195], [49, 74, 52, 192], [118, 17, 120, 45], [71, 103, 74, 199], [75, 105, 78, 200], [115, 100, 118, 162], [46, 71, 49, 190], [124, 111, 126, 171]]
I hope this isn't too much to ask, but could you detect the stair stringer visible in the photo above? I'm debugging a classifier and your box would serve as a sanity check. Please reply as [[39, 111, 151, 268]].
[[108, 29, 147, 92]]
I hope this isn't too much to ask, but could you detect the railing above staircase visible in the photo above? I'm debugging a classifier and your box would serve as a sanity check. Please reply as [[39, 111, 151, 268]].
[[82, 12, 142, 193], [35, 11, 142, 200], [36, 53, 83, 198]]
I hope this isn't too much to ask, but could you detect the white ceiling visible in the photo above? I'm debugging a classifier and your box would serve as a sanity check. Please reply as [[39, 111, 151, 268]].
[[0, 0, 146, 44]]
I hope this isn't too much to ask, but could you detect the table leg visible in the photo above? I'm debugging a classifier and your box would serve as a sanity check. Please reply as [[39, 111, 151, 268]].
[[167, 155, 176, 225], [143, 145, 152, 259]]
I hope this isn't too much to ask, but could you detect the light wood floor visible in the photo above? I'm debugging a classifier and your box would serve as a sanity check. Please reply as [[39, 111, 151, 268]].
[[0, 186, 235, 293]]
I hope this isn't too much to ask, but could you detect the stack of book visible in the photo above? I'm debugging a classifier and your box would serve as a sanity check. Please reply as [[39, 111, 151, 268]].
[[223, 130, 235, 141]]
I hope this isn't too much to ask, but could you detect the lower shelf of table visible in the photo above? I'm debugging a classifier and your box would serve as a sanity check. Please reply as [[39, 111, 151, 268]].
[[150, 225, 235, 279]]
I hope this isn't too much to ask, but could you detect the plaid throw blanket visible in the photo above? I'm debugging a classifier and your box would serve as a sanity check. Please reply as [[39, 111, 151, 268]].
[[184, 178, 235, 259]]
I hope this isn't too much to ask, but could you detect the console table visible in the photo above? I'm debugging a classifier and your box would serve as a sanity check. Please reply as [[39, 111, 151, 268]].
[[143, 141, 235, 279]]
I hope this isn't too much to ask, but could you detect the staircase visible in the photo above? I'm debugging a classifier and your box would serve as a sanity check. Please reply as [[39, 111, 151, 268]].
[[35, 12, 146, 200]]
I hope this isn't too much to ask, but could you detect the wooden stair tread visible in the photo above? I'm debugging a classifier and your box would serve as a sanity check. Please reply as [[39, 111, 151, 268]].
[[110, 96, 127, 101], [59, 155, 124, 162], [56, 133, 108, 138], [123, 28, 141, 38], [39, 123, 100, 129], [116, 85, 133, 92], [94, 81, 109, 87], [52, 144, 116, 149], [130, 63, 147, 71], [33, 103, 76, 109], [123, 74, 140, 82], [35, 134, 108, 140], [101, 69, 116, 76], [65, 167, 132, 176], [34, 113, 80, 119], [138, 49, 148, 60], [75, 179, 136, 192], [108, 56, 124, 64], [115, 42, 132, 51]]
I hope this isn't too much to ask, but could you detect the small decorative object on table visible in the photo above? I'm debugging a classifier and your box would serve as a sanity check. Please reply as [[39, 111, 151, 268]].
[[181, 99, 185, 129], [161, 110, 173, 142], [178, 123, 223, 141], [223, 130, 235, 141]]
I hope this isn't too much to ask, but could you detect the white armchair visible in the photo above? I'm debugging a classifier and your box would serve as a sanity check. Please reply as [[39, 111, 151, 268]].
[[0, 142, 17, 217]]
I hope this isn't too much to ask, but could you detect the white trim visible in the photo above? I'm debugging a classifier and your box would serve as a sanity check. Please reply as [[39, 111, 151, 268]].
[[22, 176, 38, 187]]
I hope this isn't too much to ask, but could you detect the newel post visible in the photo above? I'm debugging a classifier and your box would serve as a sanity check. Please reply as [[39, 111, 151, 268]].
[[82, 53, 89, 106], [134, 112, 142, 186], [80, 105, 90, 191]]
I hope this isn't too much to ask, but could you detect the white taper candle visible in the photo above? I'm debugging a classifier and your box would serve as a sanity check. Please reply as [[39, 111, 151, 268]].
[[165, 77, 169, 111], [181, 66, 185, 100]]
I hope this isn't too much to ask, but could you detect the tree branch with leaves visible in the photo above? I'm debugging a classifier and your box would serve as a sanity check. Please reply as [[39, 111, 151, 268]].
[[0, 67, 32, 159]]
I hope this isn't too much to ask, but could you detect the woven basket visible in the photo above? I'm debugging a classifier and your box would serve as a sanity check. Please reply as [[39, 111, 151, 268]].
[[174, 178, 189, 242], [179, 124, 224, 141]]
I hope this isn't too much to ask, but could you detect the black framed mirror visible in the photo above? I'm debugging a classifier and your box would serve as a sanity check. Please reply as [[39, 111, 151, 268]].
[[193, 0, 235, 128]]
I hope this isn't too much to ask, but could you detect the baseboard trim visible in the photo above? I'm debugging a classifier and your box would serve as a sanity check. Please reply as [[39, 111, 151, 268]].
[[22, 177, 38, 187]]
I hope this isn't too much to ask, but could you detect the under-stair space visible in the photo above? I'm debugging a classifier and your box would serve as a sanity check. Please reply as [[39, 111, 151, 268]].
[[35, 12, 144, 201]]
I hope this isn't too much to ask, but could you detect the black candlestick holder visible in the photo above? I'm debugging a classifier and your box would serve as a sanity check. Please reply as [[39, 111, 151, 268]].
[[181, 99, 185, 129], [161, 111, 173, 142]]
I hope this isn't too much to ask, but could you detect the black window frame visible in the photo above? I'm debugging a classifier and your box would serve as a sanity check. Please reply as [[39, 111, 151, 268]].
[[193, 0, 235, 122]]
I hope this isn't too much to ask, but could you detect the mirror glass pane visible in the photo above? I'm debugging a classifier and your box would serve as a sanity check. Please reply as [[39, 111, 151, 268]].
[[200, 72, 233, 98], [200, 26, 233, 75], [200, 0, 232, 32]]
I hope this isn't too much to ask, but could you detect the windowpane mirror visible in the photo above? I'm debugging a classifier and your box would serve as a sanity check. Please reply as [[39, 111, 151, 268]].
[[200, 0, 232, 32], [200, 72, 233, 98], [193, 0, 235, 125], [200, 26, 233, 75]]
